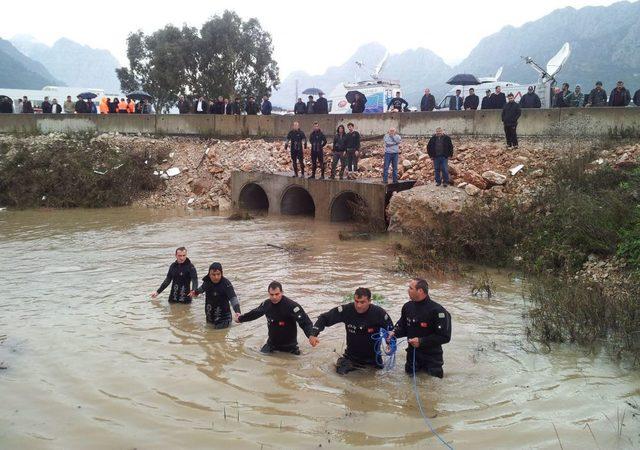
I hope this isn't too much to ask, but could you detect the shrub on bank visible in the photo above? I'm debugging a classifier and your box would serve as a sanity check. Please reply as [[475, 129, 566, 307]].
[[0, 136, 163, 208]]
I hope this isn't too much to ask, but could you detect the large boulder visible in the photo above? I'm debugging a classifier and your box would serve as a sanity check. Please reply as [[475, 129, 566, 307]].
[[462, 170, 488, 189], [482, 170, 507, 186], [388, 184, 470, 233]]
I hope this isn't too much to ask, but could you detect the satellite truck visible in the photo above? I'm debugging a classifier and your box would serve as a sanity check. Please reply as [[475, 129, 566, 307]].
[[326, 52, 403, 114], [437, 42, 571, 110]]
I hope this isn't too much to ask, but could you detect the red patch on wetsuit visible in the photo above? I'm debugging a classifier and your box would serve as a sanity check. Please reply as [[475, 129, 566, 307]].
[[278, 321, 286, 326], [367, 328, 374, 333], [420, 322, 428, 328]]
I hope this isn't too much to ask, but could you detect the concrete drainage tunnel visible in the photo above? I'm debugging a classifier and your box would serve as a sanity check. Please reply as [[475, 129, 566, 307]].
[[331, 192, 368, 222], [238, 183, 269, 211], [280, 186, 315, 217]]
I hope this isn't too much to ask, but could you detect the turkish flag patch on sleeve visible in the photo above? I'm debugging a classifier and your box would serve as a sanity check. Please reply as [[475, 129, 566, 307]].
[[420, 322, 428, 328]]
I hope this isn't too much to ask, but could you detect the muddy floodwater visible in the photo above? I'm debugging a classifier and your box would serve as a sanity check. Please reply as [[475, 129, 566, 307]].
[[0, 208, 638, 449]]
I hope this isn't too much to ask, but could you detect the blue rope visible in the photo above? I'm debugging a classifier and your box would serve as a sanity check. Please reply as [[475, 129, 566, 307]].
[[371, 328, 454, 449]]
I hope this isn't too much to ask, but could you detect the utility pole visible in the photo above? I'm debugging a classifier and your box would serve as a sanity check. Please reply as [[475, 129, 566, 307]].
[[295, 79, 298, 104]]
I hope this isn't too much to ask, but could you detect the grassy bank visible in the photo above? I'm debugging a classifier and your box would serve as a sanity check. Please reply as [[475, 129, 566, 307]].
[[395, 140, 640, 361], [0, 134, 164, 208]]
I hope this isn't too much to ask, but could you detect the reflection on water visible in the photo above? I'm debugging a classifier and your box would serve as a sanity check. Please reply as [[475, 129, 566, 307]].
[[0, 208, 638, 449]]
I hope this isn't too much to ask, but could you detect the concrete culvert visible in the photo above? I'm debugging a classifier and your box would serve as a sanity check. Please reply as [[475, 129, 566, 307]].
[[280, 186, 315, 216], [239, 183, 269, 211], [331, 192, 368, 222]]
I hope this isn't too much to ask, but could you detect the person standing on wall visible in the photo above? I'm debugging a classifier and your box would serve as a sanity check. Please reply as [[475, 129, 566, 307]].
[[427, 127, 453, 187], [284, 121, 307, 178], [382, 127, 401, 184], [345, 122, 361, 177]]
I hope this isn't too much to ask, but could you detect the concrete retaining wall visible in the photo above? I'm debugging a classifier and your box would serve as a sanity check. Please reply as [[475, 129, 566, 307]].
[[1, 108, 639, 138]]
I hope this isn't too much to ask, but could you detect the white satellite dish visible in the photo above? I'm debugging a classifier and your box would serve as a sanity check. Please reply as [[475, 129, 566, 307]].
[[372, 51, 389, 80], [494, 67, 503, 81], [546, 43, 571, 78]]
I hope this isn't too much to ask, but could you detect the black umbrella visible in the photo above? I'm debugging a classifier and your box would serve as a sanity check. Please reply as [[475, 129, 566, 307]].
[[446, 74, 481, 86], [302, 87, 324, 96], [126, 90, 153, 101], [0, 95, 12, 103], [78, 92, 98, 99], [345, 90, 367, 104]]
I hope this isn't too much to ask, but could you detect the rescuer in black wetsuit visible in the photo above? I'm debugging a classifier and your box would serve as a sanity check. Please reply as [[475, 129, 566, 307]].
[[308, 122, 327, 179], [151, 246, 198, 303], [284, 121, 307, 178], [309, 287, 394, 375], [191, 262, 240, 329], [389, 278, 451, 378], [234, 281, 313, 355]]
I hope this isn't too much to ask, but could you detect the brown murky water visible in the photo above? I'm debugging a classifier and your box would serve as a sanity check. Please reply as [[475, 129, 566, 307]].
[[0, 208, 638, 450]]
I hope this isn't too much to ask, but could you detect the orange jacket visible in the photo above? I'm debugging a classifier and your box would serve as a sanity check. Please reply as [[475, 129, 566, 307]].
[[127, 101, 135, 113], [117, 100, 128, 112], [99, 98, 109, 114]]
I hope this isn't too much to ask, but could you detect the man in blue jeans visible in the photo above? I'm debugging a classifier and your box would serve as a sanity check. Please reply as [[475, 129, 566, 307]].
[[427, 127, 454, 187], [383, 127, 401, 184]]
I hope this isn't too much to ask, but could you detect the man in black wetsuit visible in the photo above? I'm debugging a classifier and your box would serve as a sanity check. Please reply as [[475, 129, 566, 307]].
[[345, 122, 361, 176], [309, 287, 394, 375], [191, 262, 240, 329], [151, 247, 198, 303], [284, 121, 307, 177], [388, 91, 408, 112], [389, 278, 451, 378], [308, 122, 327, 179], [234, 281, 313, 355]]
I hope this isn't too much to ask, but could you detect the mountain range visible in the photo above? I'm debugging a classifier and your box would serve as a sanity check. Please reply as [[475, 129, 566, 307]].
[[272, 0, 640, 107], [11, 36, 121, 92], [0, 38, 62, 89]]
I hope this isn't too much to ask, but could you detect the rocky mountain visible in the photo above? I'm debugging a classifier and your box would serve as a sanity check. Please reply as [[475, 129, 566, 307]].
[[270, 42, 452, 108], [12, 36, 121, 92], [0, 38, 62, 89], [455, 1, 640, 92]]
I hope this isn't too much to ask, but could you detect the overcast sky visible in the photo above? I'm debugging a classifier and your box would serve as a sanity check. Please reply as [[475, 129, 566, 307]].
[[5, 0, 623, 77]]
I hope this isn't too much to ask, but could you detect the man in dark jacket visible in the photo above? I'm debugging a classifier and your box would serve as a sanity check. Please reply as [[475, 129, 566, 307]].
[[609, 81, 631, 107], [389, 278, 451, 378], [284, 121, 307, 177], [553, 83, 570, 107], [51, 98, 62, 114], [192, 262, 240, 329], [634, 88, 640, 107], [177, 95, 191, 114], [350, 93, 366, 113], [261, 95, 272, 115], [314, 92, 328, 114], [481, 89, 492, 109], [293, 98, 307, 114], [427, 127, 454, 187], [449, 89, 463, 111], [209, 96, 225, 114], [74, 96, 87, 114], [245, 96, 259, 115], [490, 86, 506, 109], [520, 86, 541, 108], [388, 91, 408, 112], [306, 95, 315, 114], [22, 96, 34, 113], [151, 246, 198, 304], [194, 96, 208, 114], [345, 122, 361, 175], [227, 97, 242, 115], [309, 287, 394, 375], [308, 122, 327, 179], [235, 281, 313, 355], [463, 88, 479, 110], [587, 82, 607, 107], [41, 96, 52, 113], [420, 88, 436, 111], [502, 93, 521, 148]]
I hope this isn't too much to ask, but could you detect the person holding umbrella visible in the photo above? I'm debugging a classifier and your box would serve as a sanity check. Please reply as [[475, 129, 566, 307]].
[[75, 95, 88, 114], [306, 95, 315, 114], [350, 92, 366, 114]]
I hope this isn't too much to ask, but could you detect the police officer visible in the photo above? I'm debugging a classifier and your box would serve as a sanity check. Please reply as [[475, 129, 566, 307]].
[[389, 278, 451, 378], [308, 122, 327, 179], [191, 262, 240, 329], [234, 281, 313, 355], [284, 121, 307, 177], [309, 287, 393, 375], [150, 246, 198, 303]]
